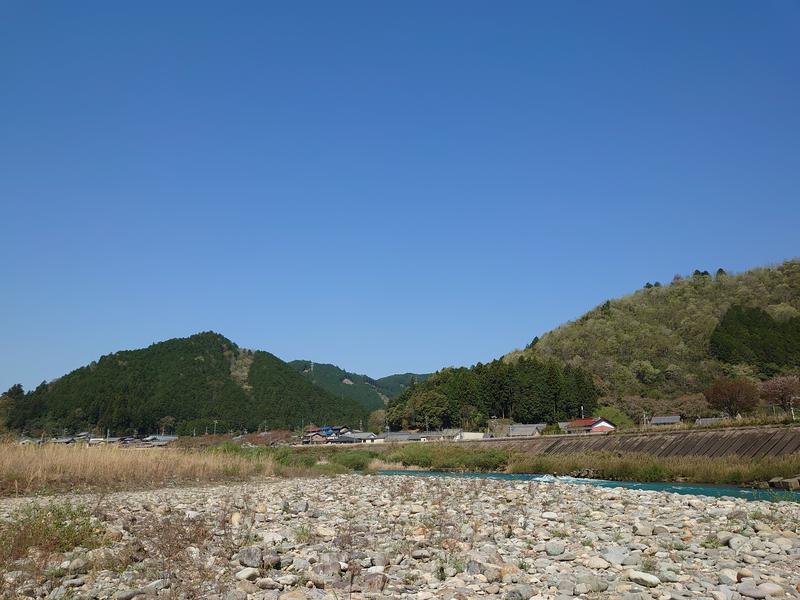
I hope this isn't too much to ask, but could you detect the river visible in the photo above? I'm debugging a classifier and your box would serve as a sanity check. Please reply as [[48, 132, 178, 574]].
[[378, 469, 800, 502]]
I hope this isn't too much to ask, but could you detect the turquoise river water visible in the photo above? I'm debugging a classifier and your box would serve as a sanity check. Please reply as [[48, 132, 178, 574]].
[[378, 470, 800, 503]]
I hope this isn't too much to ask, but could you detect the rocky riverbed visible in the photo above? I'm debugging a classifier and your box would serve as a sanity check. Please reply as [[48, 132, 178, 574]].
[[2, 474, 799, 599]]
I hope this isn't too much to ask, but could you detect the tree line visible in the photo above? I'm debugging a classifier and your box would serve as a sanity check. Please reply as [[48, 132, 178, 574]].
[[386, 357, 600, 431]]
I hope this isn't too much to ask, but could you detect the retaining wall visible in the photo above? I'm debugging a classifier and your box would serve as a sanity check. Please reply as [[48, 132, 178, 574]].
[[462, 426, 800, 458]]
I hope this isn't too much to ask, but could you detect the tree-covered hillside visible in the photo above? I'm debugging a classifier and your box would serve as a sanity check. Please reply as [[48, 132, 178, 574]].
[[508, 260, 800, 400], [5, 332, 367, 435], [387, 357, 599, 431], [288, 360, 429, 411]]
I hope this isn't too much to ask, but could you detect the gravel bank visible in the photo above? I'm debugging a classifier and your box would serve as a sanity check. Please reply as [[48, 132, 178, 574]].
[[2, 474, 799, 599]]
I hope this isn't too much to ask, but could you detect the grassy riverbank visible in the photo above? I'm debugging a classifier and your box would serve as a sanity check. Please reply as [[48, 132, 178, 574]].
[[0, 443, 276, 496], [2, 441, 799, 497], [220, 441, 800, 486], [370, 443, 800, 486]]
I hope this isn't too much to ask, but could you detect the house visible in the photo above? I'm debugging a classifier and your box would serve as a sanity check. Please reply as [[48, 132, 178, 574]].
[[347, 431, 378, 442], [318, 425, 350, 438], [384, 432, 416, 443], [50, 436, 76, 444], [455, 431, 490, 441], [304, 432, 328, 444], [650, 415, 681, 427], [416, 429, 461, 442], [330, 433, 360, 444], [565, 418, 616, 434], [509, 423, 547, 437], [382, 429, 462, 443], [695, 417, 723, 426]]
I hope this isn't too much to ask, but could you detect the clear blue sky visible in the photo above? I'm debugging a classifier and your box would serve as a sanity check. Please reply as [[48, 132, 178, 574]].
[[2, 2, 799, 391]]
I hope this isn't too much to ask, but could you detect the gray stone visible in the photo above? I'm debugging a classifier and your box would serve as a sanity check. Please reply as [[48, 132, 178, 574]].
[[756, 582, 783, 596], [602, 547, 629, 565], [276, 574, 299, 586], [628, 570, 661, 587], [235, 567, 260, 581], [545, 541, 566, 556], [239, 545, 263, 568], [504, 584, 534, 599], [577, 574, 608, 592], [719, 569, 739, 585], [738, 584, 767, 599], [363, 572, 388, 592], [586, 556, 610, 569], [728, 535, 749, 551]]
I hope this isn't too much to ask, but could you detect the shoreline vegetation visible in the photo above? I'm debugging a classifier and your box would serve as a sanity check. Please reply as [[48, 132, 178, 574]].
[[2, 440, 799, 498]]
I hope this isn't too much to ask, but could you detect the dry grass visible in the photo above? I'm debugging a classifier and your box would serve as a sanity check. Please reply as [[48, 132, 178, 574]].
[[0, 443, 274, 497], [507, 451, 800, 485], [0, 501, 104, 564]]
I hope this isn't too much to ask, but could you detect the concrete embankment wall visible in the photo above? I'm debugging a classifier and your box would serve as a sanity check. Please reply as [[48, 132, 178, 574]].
[[462, 426, 800, 458]]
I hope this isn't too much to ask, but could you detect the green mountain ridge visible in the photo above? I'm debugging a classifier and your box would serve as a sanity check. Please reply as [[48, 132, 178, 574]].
[[6, 332, 368, 435], [507, 259, 800, 400], [287, 360, 430, 412], [5, 260, 798, 435]]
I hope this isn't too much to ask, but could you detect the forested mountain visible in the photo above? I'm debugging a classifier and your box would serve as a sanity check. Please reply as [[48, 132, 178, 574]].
[[288, 360, 429, 411], [386, 357, 599, 431], [507, 260, 800, 401], [5, 332, 367, 435]]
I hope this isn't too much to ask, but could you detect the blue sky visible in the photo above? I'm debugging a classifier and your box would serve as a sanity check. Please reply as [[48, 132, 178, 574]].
[[2, 2, 799, 391]]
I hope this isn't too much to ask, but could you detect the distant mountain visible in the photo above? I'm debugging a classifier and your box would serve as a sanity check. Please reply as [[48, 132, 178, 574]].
[[288, 360, 429, 412], [506, 260, 800, 399], [6, 332, 367, 435]]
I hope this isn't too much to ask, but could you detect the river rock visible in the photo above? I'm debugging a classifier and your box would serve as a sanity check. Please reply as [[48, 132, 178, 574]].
[[545, 541, 566, 556], [238, 545, 262, 568], [628, 570, 661, 587], [2, 473, 799, 600]]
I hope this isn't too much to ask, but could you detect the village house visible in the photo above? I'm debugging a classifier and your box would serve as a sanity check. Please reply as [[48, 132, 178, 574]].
[[650, 415, 681, 427], [564, 417, 616, 434], [509, 423, 547, 437], [301, 425, 352, 444], [455, 431, 491, 441], [304, 431, 328, 444]]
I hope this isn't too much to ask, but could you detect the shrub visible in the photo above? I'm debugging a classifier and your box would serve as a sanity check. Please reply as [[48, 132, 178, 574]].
[[0, 502, 104, 563], [329, 450, 375, 471]]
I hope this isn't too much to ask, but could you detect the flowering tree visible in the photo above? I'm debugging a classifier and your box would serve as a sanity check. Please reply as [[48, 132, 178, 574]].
[[760, 376, 800, 420]]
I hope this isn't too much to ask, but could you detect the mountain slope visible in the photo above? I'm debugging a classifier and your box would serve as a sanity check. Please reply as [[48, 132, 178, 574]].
[[7, 332, 367, 435], [507, 260, 800, 399], [288, 361, 429, 412]]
